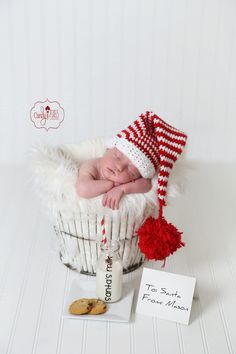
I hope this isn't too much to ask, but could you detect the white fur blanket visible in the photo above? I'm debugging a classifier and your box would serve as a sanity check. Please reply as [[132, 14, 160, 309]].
[[29, 137, 189, 222]]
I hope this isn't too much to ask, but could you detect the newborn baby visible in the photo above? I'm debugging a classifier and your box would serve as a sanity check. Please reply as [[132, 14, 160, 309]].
[[76, 147, 152, 210]]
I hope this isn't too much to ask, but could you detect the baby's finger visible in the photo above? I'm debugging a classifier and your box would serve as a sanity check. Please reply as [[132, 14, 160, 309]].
[[111, 198, 116, 210], [115, 199, 119, 210], [106, 196, 111, 209], [110, 197, 115, 210], [102, 194, 107, 207], [113, 199, 117, 210]]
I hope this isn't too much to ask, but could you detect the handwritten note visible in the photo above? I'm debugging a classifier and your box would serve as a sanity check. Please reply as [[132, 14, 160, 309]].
[[136, 268, 196, 325]]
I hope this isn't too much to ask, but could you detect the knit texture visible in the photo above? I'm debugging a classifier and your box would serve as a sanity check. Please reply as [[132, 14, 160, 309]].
[[107, 111, 187, 205]]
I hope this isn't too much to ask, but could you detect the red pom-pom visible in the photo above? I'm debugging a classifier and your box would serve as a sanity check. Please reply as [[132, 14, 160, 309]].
[[136, 215, 185, 262]]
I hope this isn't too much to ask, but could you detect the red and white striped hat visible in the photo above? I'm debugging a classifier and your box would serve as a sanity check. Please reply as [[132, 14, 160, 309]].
[[106, 111, 188, 263], [106, 110, 187, 207]]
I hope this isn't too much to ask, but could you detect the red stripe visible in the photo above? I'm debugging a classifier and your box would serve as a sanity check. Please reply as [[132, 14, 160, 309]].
[[137, 116, 160, 168], [154, 121, 187, 138], [125, 118, 158, 169], [128, 125, 139, 138], [158, 141, 184, 155], [130, 137, 158, 169], [121, 129, 130, 139], [159, 149, 178, 162], [155, 116, 186, 135], [134, 119, 143, 135], [158, 180, 168, 187], [159, 170, 169, 178], [157, 132, 187, 146], [161, 160, 173, 169], [158, 189, 167, 197]]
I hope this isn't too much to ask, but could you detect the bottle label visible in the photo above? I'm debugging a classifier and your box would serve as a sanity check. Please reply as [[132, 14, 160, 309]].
[[104, 262, 112, 301], [96, 255, 123, 302]]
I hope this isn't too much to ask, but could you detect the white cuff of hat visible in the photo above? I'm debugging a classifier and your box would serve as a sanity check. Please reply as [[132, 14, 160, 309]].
[[105, 137, 156, 179]]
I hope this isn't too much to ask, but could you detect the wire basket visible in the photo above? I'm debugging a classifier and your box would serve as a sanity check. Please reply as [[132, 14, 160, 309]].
[[53, 211, 147, 275]]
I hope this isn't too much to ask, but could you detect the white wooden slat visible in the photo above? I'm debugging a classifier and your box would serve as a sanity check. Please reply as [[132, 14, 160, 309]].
[[0, 3, 13, 161], [158, 0, 188, 122], [108, 273, 136, 354], [132, 0, 154, 114], [119, 0, 138, 122], [0, 167, 29, 284], [3, 0, 29, 164], [149, 0, 173, 117], [33, 258, 70, 354], [103, 0, 123, 134], [177, 0, 204, 142], [119, 213, 128, 241], [0, 206, 41, 352], [60, 319, 91, 354], [60, 275, 107, 354], [165, 255, 207, 354], [5, 222, 54, 354], [86, 0, 107, 138], [87, 214, 98, 273], [71, 0, 91, 140], [83, 320, 108, 354], [138, 261, 185, 354], [123, 270, 159, 354], [196, 166, 236, 353], [167, 162, 235, 354], [75, 215, 88, 272], [80, 216, 93, 275]]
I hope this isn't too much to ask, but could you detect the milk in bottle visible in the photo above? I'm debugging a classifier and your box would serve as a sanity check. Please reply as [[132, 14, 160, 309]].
[[96, 240, 123, 302]]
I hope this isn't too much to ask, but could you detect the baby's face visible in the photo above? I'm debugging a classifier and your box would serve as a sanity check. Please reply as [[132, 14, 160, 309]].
[[100, 147, 141, 183]]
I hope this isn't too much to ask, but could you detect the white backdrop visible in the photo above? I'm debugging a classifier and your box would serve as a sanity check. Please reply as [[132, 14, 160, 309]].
[[0, 0, 235, 164]]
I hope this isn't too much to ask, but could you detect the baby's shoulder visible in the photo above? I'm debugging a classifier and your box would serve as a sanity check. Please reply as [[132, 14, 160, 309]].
[[79, 158, 99, 179]]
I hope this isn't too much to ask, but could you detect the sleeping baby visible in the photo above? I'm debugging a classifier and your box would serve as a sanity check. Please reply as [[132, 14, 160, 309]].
[[76, 146, 152, 210], [75, 111, 188, 263], [75, 111, 188, 211]]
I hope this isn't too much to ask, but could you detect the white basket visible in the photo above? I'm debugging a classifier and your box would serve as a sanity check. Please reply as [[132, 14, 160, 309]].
[[30, 137, 187, 275], [52, 207, 155, 275]]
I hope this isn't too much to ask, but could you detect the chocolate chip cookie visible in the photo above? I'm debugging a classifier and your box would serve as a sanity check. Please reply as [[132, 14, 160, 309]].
[[69, 298, 93, 315], [87, 298, 107, 315]]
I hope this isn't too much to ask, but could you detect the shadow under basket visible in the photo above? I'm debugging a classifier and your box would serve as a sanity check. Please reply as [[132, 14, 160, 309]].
[[53, 213, 146, 276]]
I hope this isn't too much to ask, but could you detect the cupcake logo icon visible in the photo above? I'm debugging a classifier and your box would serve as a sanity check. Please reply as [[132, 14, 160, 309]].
[[30, 98, 65, 131]]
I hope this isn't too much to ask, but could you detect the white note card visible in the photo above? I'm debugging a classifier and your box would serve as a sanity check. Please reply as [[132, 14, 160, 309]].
[[136, 268, 196, 325]]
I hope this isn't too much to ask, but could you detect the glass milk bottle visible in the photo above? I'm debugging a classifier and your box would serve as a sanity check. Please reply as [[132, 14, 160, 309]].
[[96, 240, 123, 303]]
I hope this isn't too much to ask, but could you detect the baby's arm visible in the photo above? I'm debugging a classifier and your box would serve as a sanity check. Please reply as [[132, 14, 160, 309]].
[[102, 178, 152, 210], [76, 163, 114, 198], [121, 177, 152, 194]]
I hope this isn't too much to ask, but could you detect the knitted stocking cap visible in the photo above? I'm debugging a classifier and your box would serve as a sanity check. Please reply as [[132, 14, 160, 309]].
[[106, 111, 188, 264]]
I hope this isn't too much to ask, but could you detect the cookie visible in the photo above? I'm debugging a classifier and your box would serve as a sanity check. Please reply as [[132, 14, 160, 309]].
[[69, 298, 93, 315], [88, 298, 107, 315]]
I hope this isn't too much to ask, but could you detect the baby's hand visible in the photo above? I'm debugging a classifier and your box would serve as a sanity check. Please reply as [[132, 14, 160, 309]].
[[102, 186, 125, 210]]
